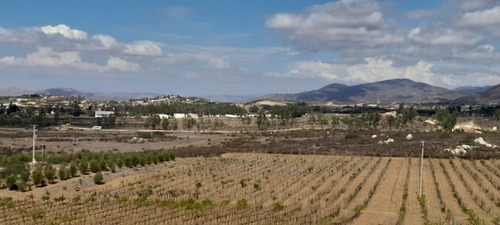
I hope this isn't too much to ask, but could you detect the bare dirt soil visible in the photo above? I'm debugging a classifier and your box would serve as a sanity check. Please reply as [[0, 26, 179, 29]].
[[1, 125, 500, 224], [0, 154, 499, 224]]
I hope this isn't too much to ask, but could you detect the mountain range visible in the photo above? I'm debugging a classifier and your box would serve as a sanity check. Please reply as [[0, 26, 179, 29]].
[[0, 87, 161, 101], [260, 79, 497, 104], [0, 79, 498, 104]]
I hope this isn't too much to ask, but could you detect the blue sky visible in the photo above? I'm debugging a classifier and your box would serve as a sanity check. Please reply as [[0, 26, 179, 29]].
[[1, 0, 500, 96]]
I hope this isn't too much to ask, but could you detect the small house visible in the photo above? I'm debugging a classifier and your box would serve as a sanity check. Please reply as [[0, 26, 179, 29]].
[[95, 111, 115, 118]]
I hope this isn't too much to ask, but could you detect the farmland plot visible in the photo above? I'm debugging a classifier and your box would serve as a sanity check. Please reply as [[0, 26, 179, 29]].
[[0, 153, 499, 224]]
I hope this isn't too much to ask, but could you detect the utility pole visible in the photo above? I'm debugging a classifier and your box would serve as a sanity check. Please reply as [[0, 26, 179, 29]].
[[31, 124, 37, 165], [419, 141, 424, 198]]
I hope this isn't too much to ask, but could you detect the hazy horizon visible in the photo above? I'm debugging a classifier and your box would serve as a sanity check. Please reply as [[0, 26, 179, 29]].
[[1, 0, 500, 96]]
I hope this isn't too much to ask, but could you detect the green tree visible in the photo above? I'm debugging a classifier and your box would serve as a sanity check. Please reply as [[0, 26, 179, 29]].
[[434, 108, 457, 132], [20, 170, 30, 183], [32, 167, 44, 187], [58, 166, 69, 180], [160, 118, 169, 130], [44, 165, 56, 184], [89, 160, 100, 173], [99, 159, 107, 171], [94, 172, 104, 185], [401, 107, 418, 125], [69, 162, 78, 177], [6, 174, 17, 190], [79, 160, 89, 175], [150, 115, 161, 130], [183, 117, 197, 130]]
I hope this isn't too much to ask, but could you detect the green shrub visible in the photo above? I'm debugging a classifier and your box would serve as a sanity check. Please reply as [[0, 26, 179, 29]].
[[44, 165, 56, 183], [89, 160, 100, 173], [94, 172, 104, 185], [237, 199, 247, 207], [69, 162, 78, 177], [79, 160, 89, 175], [32, 167, 44, 187]]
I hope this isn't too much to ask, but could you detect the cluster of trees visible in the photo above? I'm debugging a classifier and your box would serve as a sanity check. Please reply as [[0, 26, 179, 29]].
[[144, 116, 225, 132], [433, 108, 457, 131], [0, 150, 176, 191], [114, 102, 246, 117]]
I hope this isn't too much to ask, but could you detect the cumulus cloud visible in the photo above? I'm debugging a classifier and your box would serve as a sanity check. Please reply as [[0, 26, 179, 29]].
[[106, 57, 140, 72], [285, 58, 446, 87], [408, 24, 482, 46], [456, 6, 500, 36], [451, 0, 499, 10], [207, 59, 230, 69], [0, 27, 16, 42], [124, 41, 163, 56], [0, 47, 139, 72], [266, 0, 403, 51], [458, 6, 500, 26], [91, 34, 118, 49], [40, 24, 88, 40]]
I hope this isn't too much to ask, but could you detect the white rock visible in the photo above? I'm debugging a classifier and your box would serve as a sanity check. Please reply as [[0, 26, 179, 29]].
[[385, 138, 394, 144], [474, 137, 497, 148], [372, 135, 377, 139], [406, 134, 413, 140]]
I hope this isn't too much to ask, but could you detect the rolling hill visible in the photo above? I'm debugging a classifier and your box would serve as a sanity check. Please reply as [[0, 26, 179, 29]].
[[261, 79, 467, 104]]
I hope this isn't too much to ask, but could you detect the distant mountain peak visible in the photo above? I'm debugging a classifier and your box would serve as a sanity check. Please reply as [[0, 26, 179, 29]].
[[260, 78, 466, 104]]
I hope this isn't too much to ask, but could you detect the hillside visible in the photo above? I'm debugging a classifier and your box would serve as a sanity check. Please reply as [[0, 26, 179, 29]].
[[453, 86, 492, 94], [261, 79, 466, 104], [0, 87, 161, 101], [454, 84, 500, 104]]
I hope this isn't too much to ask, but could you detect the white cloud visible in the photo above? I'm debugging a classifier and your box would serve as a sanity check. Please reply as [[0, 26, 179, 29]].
[[458, 6, 500, 27], [451, 0, 498, 10], [207, 59, 230, 69], [285, 57, 441, 86], [40, 24, 87, 40], [91, 34, 118, 49], [0, 56, 16, 65], [0, 47, 139, 72], [0, 27, 16, 42], [265, 0, 403, 51], [408, 25, 482, 46], [124, 41, 163, 56], [106, 57, 140, 72]]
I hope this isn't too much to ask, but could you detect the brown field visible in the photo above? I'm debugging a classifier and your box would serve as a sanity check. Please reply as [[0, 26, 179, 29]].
[[1, 153, 500, 224], [1, 123, 500, 224]]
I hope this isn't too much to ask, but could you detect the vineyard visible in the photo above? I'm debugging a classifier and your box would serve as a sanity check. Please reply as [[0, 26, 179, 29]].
[[0, 153, 500, 224]]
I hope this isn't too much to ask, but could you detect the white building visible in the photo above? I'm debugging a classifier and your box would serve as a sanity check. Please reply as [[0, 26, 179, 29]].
[[95, 111, 115, 118], [173, 113, 186, 119], [225, 114, 238, 118], [187, 113, 199, 119], [158, 114, 170, 119]]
